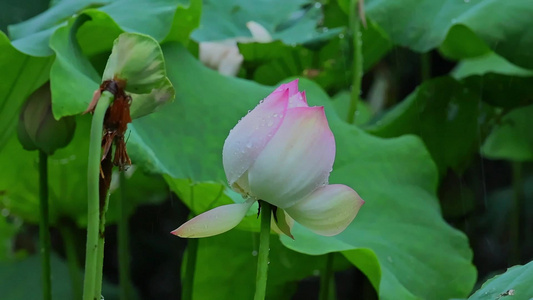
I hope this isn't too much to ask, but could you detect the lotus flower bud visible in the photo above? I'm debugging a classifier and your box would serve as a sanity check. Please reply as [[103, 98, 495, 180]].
[[172, 80, 364, 238], [17, 83, 75, 155]]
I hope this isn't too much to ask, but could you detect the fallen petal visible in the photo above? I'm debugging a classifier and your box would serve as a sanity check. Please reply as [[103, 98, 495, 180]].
[[285, 184, 364, 236], [171, 199, 255, 238]]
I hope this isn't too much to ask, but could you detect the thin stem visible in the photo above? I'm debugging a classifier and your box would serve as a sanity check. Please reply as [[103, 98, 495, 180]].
[[39, 150, 52, 300], [60, 222, 83, 300], [511, 162, 523, 265], [83, 91, 112, 300], [347, 0, 363, 124], [420, 52, 431, 82], [254, 201, 272, 300], [319, 253, 335, 300], [94, 192, 110, 298], [118, 171, 132, 300], [181, 237, 198, 300]]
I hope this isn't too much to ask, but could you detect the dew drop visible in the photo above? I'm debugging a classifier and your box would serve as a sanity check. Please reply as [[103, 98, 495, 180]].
[[339, 33, 344, 39], [246, 141, 253, 148], [267, 120, 274, 127], [252, 250, 258, 256], [312, 269, 320, 276]]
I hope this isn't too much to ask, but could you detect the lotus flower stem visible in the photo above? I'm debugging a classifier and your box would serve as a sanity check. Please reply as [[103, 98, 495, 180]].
[[182, 236, 199, 300], [95, 191, 110, 299], [254, 201, 272, 300], [83, 91, 112, 300], [118, 171, 133, 300], [348, 0, 363, 124], [39, 150, 52, 300], [319, 253, 335, 300]]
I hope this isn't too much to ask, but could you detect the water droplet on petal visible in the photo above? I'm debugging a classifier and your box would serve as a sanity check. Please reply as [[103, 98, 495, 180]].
[[267, 120, 274, 127], [246, 141, 253, 148]]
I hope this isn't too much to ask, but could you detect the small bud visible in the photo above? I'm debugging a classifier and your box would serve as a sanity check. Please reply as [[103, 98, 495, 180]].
[[17, 83, 76, 155]]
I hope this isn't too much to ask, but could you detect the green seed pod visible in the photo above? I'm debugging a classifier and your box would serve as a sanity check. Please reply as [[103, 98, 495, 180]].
[[17, 83, 76, 155]]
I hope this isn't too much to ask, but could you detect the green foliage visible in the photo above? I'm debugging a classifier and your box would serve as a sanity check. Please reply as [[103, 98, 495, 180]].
[[2, 0, 533, 298], [0, 115, 167, 227], [366, 77, 488, 174], [0, 253, 120, 300], [365, 0, 533, 68], [482, 105, 533, 162], [191, 229, 350, 299], [469, 261, 533, 300], [134, 45, 476, 299]]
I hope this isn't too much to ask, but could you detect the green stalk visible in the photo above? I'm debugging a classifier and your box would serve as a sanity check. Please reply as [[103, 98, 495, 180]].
[[182, 237, 198, 300], [347, 0, 363, 124], [511, 162, 523, 265], [254, 201, 272, 300], [319, 253, 334, 300], [94, 192, 110, 298], [83, 91, 112, 300], [60, 223, 83, 300], [39, 150, 52, 300], [118, 171, 132, 300]]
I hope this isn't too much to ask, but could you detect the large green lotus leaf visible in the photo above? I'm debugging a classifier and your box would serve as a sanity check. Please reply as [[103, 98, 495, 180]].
[[0, 0, 48, 33], [192, 0, 340, 44], [0, 31, 53, 150], [469, 261, 533, 300], [77, 0, 200, 57], [0, 253, 119, 300], [482, 104, 533, 162], [49, 15, 101, 119], [7, 0, 107, 56], [128, 43, 475, 299], [439, 24, 491, 60], [7, 0, 191, 57], [0, 115, 166, 227], [365, 77, 485, 175], [190, 228, 350, 299], [452, 52, 533, 79], [365, 0, 533, 69], [162, 0, 202, 45]]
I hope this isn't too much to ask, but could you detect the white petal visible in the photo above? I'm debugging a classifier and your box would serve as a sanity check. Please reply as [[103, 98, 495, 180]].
[[223, 89, 289, 186], [246, 21, 273, 43], [285, 184, 364, 236], [247, 106, 335, 208], [171, 199, 255, 238]]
